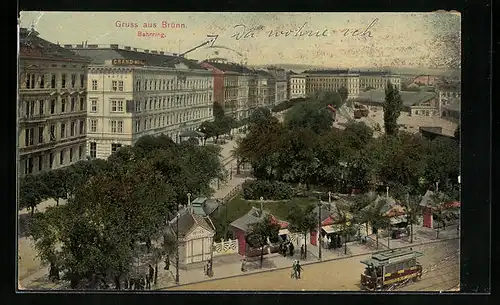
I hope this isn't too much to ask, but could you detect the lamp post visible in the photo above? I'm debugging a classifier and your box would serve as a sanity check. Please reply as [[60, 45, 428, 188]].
[[317, 199, 322, 261], [328, 191, 332, 204], [435, 181, 439, 193], [175, 210, 180, 285], [187, 193, 192, 212], [386, 186, 389, 198]]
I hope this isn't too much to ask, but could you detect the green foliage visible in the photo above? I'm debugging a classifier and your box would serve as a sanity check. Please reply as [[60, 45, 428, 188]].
[[383, 82, 403, 135], [245, 215, 281, 267], [343, 121, 374, 150], [284, 101, 333, 134], [287, 204, 317, 236], [337, 87, 349, 102], [19, 174, 49, 215], [213, 102, 225, 119], [271, 98, 305, 113], [242, 180, 294, 200], [423, 137, 460, 192]]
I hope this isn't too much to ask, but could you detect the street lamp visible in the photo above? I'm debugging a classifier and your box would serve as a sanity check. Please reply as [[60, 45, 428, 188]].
[[175, 210, 180, 285], [386, 186, 389, 198], [317, 199, 323, 261], [187, 193, 192, 211], [435, 181, 439, 193], [457, 175, 460, 184], [328, 191, 332, 204]]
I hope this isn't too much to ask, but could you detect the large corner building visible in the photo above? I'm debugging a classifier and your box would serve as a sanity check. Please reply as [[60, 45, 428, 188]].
[[67, 44, 214, 159], [18, 28, 90, 176]]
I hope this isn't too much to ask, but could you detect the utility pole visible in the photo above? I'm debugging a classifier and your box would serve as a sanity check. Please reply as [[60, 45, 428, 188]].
[[175, 209, 180, 285], [318, 199, 322, 260]]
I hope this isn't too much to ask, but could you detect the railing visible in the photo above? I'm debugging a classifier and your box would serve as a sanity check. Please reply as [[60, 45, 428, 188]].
[[212, 238, 239, 256]]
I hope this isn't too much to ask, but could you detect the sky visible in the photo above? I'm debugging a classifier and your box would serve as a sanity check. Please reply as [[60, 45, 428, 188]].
[[19, 12, 461, 70]]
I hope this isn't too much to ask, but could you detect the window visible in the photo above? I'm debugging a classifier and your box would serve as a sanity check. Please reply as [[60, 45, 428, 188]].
[[91, 80, 98, 90], [111, 100, 124, 112], [38, 156, 43, 171], [90, 119, 97, 132], [40, 75, 45, 88], [24, 158, 33, 175], [25, 74, 35, 89], [50, 125, 56, 141], [61, 98, 66, 113], [70, 121, 75, 136], [111, 143, 122, 153], [90, 99, 98, 112], [79, 121, 85, 134], [61, 74, 67, 88], [118, 81, 124, 91], [38, 126, 44, 144], [71, 74, 76, 88], [71, 98, 76, 112], [49, 153, 54, 169], [50, 99, 56, 114], [60, 123, 66, 139], [25, 128, 34, 146], [80, 74, 85, 88], [112, 80, 118, 91], [79, 97, 85, 111], [135, 121, 140, 132], [60, 149, 65, 165], [51, 74, 56, 88], [110, 120, 123, 133], [89, 142, 97, 158], [39, 100, 44, 115], [79, 145, 84, 159], [69, 148, 74, 162]]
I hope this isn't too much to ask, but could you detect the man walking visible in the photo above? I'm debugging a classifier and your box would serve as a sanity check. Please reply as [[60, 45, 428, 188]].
[[241, 257, 247, 272], [148, 265, 155, 288], [296, 261, 303, 279], [164, 255, 170, 270], [300, 245, 305, 260], [291, 260, 297, 279]]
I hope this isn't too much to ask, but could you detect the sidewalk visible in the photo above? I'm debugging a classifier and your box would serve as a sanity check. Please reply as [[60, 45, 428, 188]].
[[156, 234, 459, 290]]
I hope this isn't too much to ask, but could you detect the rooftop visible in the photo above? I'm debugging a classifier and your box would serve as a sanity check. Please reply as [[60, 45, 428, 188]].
[[167, 209, 215, 236], [66, 44, 205, 69], [355, 89, 436, 107], [19, 28, 89, 62], [361, 249, 423, 267], [203, 60, 256, 74]]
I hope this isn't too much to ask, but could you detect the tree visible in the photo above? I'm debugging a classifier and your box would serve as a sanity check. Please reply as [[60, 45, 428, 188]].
[[248, 107, 274, 127], [343, 121, 374, 150], [360, 199, 391, 249], [454, 124, 460, 142], [284, 101, 333, 134], [383, 82, 403, 135], [213, 102, 225, 119], [245, 215, 281, 268], [198, 121, 216, 145], [287, 204, 317, 259], [19, 174, 49, 216], [337, 87, 349, 103], [391, 184, 421, 243], [423, 137, 460, 193]]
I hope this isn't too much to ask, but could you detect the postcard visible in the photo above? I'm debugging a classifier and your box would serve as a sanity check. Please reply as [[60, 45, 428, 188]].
[[18, 11, 460, 292]]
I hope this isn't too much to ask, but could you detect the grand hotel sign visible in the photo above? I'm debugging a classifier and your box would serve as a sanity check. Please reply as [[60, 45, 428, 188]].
[[112, 59, 145, 66]]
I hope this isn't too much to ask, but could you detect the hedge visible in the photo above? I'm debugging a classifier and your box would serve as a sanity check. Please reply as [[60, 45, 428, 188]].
[[242, 180, 294, 200]]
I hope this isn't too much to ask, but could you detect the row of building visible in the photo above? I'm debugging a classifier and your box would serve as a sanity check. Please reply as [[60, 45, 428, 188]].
[[18, 27, 458, 176]]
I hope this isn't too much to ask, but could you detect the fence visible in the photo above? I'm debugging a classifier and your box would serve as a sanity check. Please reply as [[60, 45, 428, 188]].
[[212, 238, 239, 256]]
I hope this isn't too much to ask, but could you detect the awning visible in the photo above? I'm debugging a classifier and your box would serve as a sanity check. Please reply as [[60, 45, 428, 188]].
[[279, 229, 290, 236], [390, 215, 407, 225], [322, 224, 342, 234]]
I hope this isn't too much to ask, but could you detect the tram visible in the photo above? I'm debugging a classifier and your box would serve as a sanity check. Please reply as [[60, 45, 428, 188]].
[[360, 248, 423, 291]]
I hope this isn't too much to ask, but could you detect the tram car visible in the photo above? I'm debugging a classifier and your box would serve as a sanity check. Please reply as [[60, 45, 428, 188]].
[[360, 248, 423, 291]]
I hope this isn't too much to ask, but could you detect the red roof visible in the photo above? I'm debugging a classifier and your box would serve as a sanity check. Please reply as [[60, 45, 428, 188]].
[[442, 201, 460, 209], [270, 215, 289, 228]]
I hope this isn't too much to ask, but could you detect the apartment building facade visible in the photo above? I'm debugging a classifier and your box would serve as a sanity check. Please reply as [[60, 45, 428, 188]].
[[266, 67, 287, 105], [288, 72, 307, 99], [201, 61, 256, 120], [69, 44, 214, 159], [18, 28, 90, 176], [304, 69, 401, 98]]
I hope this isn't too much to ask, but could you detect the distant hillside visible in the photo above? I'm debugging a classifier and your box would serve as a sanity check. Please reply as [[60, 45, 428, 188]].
[[249, 63, 460, 76]]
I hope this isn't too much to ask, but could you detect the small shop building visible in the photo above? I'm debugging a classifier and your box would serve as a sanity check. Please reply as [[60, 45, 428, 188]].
[[419, 190, 460, 229], [165, 206, 216, 268], [229, 207, 289, 257]]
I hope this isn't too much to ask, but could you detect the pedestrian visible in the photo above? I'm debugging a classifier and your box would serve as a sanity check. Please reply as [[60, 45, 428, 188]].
[[164, 255, 170, 270], [296, 261, 303, 279], [148, 265, 154, 287], [283, 243, 288, 257], [300, 245, 305, 259], [241, 257, 246, 272], [291, 260, 297, 279], [289, 242, 294, 257]]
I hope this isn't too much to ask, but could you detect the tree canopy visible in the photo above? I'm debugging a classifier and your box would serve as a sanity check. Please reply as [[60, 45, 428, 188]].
[[383, 82, 403, 135]]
